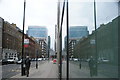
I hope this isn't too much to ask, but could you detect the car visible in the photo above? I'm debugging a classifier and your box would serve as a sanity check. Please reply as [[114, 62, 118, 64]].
[[38, 58, 42, 61], [73, 58, 78, 61], [1, 59, 8, 65], [17, 59, 22, 64], [7, 58, 15, 64], [102, 59, 109, 63], [31, 58, 36, 61], [69, 58, 72, 61], [86, 59, 90, 62], [43, 58, 46, 61]]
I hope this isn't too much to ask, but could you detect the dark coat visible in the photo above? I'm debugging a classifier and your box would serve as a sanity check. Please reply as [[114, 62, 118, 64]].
[[25, 58, 31, 69]]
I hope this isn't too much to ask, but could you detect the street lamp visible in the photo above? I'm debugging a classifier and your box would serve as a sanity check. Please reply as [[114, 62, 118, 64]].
[[66, 0, 69, 80], [36, 50, 38, 69], [94, 0, 98, 76], [21, 0, 26, 76]]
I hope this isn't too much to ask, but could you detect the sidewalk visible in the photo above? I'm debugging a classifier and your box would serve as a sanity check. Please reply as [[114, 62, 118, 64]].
[[62, 61, 108, 78], [11, 61, 58, 78], [69, 61, 118, 78]]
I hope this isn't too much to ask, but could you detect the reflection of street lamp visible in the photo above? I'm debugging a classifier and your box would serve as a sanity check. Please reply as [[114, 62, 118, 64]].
[[94, 0, 98, 76], [36, 50, 38, 69]]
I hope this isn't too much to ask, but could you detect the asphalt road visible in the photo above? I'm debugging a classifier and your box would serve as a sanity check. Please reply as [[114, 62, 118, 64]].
[[2, 61, 46, 78]]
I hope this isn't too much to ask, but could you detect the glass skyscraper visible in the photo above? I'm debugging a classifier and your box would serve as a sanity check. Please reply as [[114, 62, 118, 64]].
[[28, 26, 48, 40], [69, 26, 89, 39]]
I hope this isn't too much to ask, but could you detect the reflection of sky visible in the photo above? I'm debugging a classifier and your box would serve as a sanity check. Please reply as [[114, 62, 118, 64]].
[[69, 2, 118, 34], [0, 0, 119, 49]]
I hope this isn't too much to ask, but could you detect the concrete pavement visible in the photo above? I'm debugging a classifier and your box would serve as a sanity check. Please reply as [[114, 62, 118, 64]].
[[2, 60, 118, 80], [11, 60, 58, 78]]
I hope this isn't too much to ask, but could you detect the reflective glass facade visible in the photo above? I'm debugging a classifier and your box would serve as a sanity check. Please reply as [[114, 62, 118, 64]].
[[28, 26, 48, 38], [69, 26, 89, 39]]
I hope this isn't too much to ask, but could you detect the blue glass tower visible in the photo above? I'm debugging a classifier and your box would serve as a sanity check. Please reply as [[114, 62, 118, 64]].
[[28, 26, 48, 39], [69, 26, 89, 39]]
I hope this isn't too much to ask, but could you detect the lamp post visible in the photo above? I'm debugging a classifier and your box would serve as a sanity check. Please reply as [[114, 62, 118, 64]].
[[66, 0, 69, 80], [36, 50, 38, 69], [94, 0, 98, 76], [21, 0, 26, 76]]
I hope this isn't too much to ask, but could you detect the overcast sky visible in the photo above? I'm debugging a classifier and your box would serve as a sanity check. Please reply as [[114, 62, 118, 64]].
[[0, 0, 119, 49]]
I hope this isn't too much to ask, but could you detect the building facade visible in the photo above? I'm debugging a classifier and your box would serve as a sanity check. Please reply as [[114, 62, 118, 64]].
[[2, 22, 22, 60], [28, 26, 48, 58], [69, 26, 89, 39], [24, 34, 41, 59], [0, 17, 41, 60], [28, 26, 48, 41], [66, 26, 89, 58], [73, 16, 119, 64]]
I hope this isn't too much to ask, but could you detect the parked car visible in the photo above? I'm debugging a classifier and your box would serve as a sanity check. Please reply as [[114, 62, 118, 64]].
[[98, 58, 109, 63], [73, 58, 78, 61], [31, 58, 36, 61], [17, 59, 22, 64], [7, 58, 15, 64], [43, 58, 46, 61], [2, 59, 8, 65], [69, 58, 72, 61], [38, 58, 42, 61], [102, 59, 109, 63]]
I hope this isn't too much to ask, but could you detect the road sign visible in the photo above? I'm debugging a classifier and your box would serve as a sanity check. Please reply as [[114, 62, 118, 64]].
[[24, 39, 29, 44], [90, 39, 95, 44], [24, 44, 29, 48]]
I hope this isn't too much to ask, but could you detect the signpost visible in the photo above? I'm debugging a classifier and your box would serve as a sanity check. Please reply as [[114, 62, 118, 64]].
[[24, 39, 29, 48]]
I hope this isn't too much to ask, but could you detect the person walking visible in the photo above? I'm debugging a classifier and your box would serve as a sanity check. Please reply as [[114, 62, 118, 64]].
[[25, 56, 31, 77], [88, 56, 95, 77], [79, 59, 82, 69]]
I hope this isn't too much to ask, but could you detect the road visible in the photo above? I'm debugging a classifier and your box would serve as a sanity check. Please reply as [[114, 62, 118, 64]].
[[2, 60, 118, 79], [2, 61, 45, 78]]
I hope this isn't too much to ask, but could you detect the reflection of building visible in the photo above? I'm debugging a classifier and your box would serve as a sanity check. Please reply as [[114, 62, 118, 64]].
[[73, 16, 119, 64], [64, 26, 89, 58], [0, 17, 3, 60], [69, 26, 89, 39], [28, 26, 48, 58]]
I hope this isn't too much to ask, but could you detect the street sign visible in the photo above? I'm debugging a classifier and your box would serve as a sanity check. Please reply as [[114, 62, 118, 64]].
[[90, 39, 95, 44], [24, 44, 29, 48], [24, 39, 29, 44]]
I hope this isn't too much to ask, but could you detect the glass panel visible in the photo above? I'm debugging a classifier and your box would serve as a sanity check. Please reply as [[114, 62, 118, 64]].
[[68, 0, 119, 78]]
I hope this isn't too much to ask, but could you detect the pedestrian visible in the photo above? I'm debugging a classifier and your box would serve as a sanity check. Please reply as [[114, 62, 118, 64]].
[[88, 56, 95, 77], [25, 56, 31, 77], [79, 59, 81, 69]]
